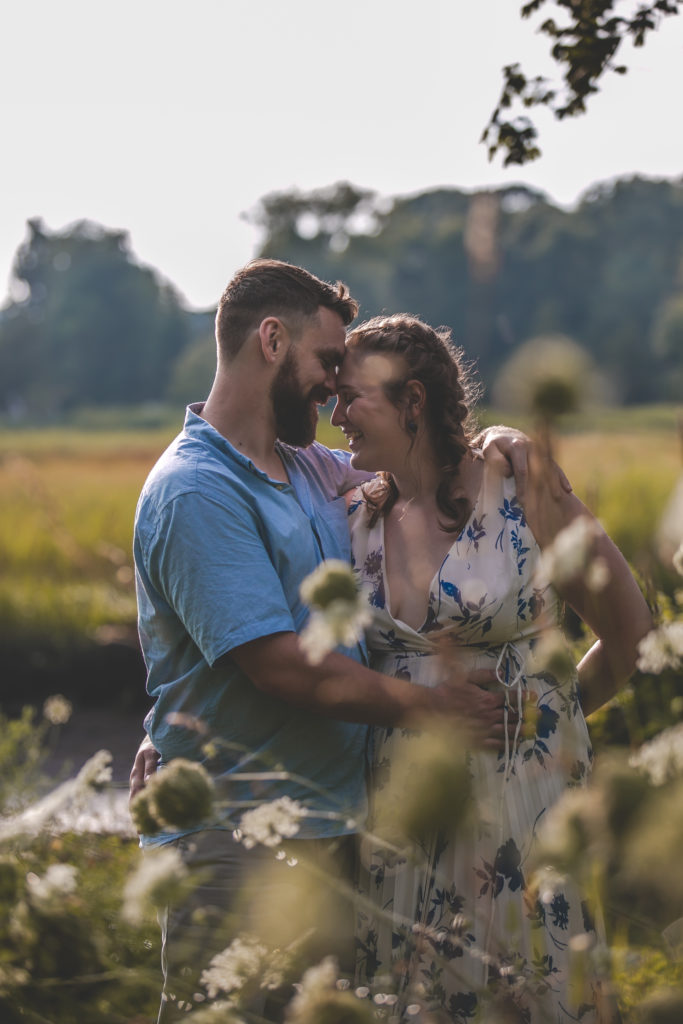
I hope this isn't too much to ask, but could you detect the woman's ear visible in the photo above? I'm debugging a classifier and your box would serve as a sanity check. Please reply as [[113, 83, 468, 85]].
[[404, 379, 426, 415]]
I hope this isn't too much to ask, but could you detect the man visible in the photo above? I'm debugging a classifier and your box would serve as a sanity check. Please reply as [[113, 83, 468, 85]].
[[132, 259, 547, 1021]]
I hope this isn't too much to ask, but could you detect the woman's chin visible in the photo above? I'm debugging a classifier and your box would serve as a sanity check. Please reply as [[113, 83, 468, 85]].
[[350, 449, 379, 473]]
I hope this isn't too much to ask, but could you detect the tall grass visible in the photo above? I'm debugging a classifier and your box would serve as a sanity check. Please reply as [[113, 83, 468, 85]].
[[1, 412, 680, 651]]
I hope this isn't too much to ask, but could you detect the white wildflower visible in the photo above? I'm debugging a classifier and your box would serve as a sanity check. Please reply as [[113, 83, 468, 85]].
[[0, 750, 113, 840], [236, 797, 306, 849], [43, 694, 72, 725], [300, 600, 372, 665], [182, 1002, 245, 1024], [535, 516, 600, 588], [300, 560, 359, 609], [630, 722, 683, 786], [287, 956, 338, 1018], [299, 560, 372, 665], [673, 542, 683, 577], [121, 845, 189, 925], [76, 749, 113, 789], [585, 556, 610, 592], [26, 863, 78, 910], [636, 621, 683, 675], [200, 935, 288, 999]]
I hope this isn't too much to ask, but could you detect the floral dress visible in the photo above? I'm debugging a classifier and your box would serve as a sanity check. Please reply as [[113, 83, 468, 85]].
[[349, 464, 600, 1023]]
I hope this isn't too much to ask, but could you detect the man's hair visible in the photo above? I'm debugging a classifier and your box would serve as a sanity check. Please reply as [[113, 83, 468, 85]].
[[215, 259, 358, 359]]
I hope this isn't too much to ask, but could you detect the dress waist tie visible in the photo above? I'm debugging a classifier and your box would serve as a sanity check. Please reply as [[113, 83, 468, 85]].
[[496, 641, 525, 782]]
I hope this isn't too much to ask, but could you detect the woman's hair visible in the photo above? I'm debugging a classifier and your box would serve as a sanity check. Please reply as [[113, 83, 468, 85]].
[[345, 313, 480, 533]]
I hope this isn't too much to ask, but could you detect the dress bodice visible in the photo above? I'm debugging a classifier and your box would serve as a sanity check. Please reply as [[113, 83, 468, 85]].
[[348, 463, 558, 658]]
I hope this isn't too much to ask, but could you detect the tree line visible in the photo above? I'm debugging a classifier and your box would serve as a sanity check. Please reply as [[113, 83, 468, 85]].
[[1, 174, 682, 420]]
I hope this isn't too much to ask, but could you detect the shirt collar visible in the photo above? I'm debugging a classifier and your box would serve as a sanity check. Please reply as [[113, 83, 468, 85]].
[[184, 402, 296, 486]]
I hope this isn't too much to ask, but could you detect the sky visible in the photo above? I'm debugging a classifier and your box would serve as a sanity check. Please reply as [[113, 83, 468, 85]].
[[2, 0, 682, 310]]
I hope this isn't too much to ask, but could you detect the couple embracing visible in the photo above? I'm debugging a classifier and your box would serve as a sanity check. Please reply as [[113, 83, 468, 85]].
[[131, 259, 651, 1023]]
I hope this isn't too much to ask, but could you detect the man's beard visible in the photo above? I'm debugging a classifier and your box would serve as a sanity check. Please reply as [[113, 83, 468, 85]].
[[271, 348, 324, 448]]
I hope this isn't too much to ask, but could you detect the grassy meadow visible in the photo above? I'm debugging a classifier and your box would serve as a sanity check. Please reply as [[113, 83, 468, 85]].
[[0, 406, 682, 1022], [1, 406, 680, 662]]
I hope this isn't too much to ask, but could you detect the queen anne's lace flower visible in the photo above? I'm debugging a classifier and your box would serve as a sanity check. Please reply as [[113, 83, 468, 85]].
[[673, 542, 683, 577], [299, 560, 372, 665], [285, 956, 374, 1024], [535, 516, 601, 588], [200, 935, 288, 999], [121, 846, 189, 925], [76, 749, 113, 789], [630, 722, 683, 786], [636, 621, 683, 675], [42, 695, 72, 725], [236, 796, 306, 849], [26, 863, 78, 910]]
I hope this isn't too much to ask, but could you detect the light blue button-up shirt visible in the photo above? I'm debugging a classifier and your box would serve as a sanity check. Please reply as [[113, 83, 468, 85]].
[[134, 405, 370, 843]]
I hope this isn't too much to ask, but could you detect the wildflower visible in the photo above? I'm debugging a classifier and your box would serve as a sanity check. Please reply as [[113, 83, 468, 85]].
[[528, 629, 575, 682], [76, 749, 113, 789], [0, 750, 113, 840], [184, 1003, 246, 1023], [299, 560, 372, 664], [673, 542, 683, 577], [636, 621, 683, 675], [285, 956, 375, 1024], [26, 863, 78, 911], [147, 758, 215, 830], [585, 556, 610, 592], [535, 516, 600, 588], [236, 797, 305, 850], [200, 935, 289, 1000], [121, 845, 191, 925], [0, 857, 20, 901], [300, 560, 360, 609], [630, 723, 683, 786], [42, 694, 72, 725], [130, 789, 163, 835], [532, 786, 599, 876], [372, 725, 473, 845]]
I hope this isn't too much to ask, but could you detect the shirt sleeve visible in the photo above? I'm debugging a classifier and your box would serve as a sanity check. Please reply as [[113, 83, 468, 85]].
[[312, 444, 373, 494], [143, 490, 296, 667]]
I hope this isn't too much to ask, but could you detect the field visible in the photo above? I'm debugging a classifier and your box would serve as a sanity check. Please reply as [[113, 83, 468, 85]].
[[1, 408, 680, 660], [1, 407, 682, 1021]]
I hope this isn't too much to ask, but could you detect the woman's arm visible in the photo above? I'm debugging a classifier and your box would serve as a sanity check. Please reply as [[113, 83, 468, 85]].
[[522, 454, 653, 716]]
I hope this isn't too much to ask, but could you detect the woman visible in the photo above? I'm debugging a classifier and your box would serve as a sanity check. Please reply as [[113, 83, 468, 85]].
[[331, 314, 651, 1022]]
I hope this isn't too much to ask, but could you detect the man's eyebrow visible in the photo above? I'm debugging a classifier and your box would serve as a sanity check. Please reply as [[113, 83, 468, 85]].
[[318, 348, 344, 364]]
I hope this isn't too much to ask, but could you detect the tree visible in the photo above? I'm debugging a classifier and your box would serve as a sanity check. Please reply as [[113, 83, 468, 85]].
[[0, 220, 191, 416], [483, 0, 682, 166], [250, 175, 683, 404]]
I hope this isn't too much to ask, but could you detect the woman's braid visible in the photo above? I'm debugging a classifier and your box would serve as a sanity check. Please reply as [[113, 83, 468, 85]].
[[345, 314, 479, 533]]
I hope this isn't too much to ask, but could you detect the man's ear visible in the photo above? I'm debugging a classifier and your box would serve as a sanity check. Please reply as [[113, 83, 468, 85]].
[[258, 317, 287, 364]]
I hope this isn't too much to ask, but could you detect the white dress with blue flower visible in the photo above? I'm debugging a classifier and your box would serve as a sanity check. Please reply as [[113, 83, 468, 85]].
[[349, 464, 600, 1023]]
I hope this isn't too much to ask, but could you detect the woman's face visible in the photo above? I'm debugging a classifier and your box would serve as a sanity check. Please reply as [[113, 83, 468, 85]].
[[331, 349, 411, 472]]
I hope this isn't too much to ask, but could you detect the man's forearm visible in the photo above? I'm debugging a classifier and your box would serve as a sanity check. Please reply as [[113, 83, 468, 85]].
[[229, 632, 507, 742]]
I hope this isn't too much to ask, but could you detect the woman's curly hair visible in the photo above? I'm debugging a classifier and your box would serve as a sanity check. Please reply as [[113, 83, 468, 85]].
[[345, 313, 480, 533]]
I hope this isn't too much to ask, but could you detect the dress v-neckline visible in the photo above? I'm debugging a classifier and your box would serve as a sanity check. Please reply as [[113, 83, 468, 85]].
[[378, 462, 486, 635]]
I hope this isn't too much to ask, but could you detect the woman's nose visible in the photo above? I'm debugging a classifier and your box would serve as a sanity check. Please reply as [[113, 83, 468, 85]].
[[330, 398, 344, 426]]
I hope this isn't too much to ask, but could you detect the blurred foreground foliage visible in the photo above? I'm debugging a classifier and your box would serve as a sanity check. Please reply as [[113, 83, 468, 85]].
[[0, 704, 159, 1024]]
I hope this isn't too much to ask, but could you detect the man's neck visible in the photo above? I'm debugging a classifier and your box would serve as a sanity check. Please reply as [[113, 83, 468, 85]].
[[200, 378, 288, 481]]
